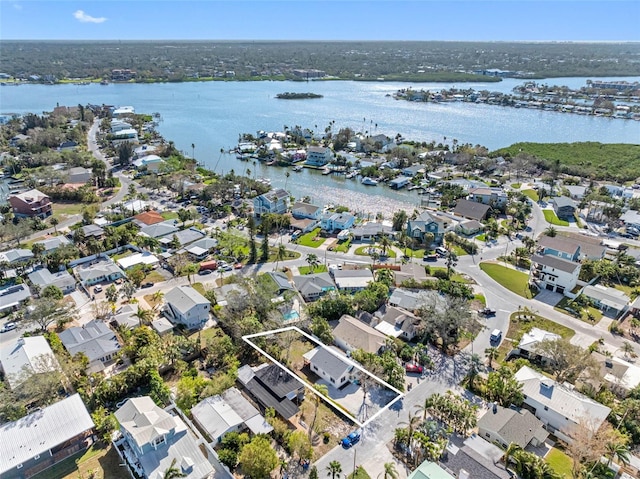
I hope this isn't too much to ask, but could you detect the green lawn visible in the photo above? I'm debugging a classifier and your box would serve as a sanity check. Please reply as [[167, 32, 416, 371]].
[[473, 294, 487, 305], [555, 297, 603, 324], [450, 244, 468, 256], [475, 233, 487, 242], [430, 266, 470, 283], [31, 444, 122, 479], [191, 282, 206, 295], [295, 228, 326, 248], [334, 239, 351, 253], [522, 189, 539, 202], [510, 183, 522, 189], [545, 447, 573, 478], [51, 202, 87, 219], [397, 246, 428, 258], [354, 245, 396, 258], [479, 262, 534, 299], [298, 264, 328, 274], [347, 467, 372, 479], [509, 312, 575, 340], [161, 211, 179, 220], [143, 270, 166, 284], [543, 209, 570, 226]]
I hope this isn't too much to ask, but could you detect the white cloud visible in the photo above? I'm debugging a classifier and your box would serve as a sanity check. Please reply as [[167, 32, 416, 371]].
[[73, 10, 107, 24]]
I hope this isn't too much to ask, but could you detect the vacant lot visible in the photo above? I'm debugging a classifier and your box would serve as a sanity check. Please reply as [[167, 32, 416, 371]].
[[32, 444, 122, 479], [543, 209, 569, 226]]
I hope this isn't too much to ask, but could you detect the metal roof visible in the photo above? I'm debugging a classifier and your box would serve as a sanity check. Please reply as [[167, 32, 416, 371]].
[[0, 336, 60, 388], [531, 254, 580, 274], [303, 347, 353, 381], [165, 285, 209, 315], [0, 394, 94, 475]]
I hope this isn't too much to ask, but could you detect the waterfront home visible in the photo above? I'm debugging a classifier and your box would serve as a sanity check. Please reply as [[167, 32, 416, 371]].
[[321, 212, 356, 232], [28, 268, 76, 294], [389, 176, 411, 189], [133, 144, 158, 157], [115, 397, 214, 479], [401, 164, 425, 177], [0, 284, 32, 314], [58, 320, 122, 373], [75, 257, 125, 287], [333, 314, 387, 355], [453, 199, 491, 221], [303, 346, 355, 387], [291, 201, 322, 220], [581, 284, 630, 318], [515, 365, 611, 444], [237, 364, 303, 421], [132, 154, 165, 172], [406, 210, 451, 244], [550, 196, 577, 220], [111, 128, 139, 146], [350, 222, 394, 241], [111, 105, 135, 117], [0, 394, 94, 479], [253, 188, 290, 218], [164, 285, 210, 329], [305, 146, 334, 166], [292, 273, 336, 302], [192, 387, 272, 444], [111, 119, 133, 133], [332, 268, 373, 292], [0, 336, 61, 389], [8, 189, 52, 219], [468, 187, 508, 207], [478, 405, 548, 449], [529, 253, 580, 296]]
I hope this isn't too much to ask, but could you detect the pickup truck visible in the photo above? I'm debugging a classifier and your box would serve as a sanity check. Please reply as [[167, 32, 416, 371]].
[[479, 308, 496, 317]]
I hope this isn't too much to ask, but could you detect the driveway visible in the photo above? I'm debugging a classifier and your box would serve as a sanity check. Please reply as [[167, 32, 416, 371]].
[[533, 289, 563, 306]]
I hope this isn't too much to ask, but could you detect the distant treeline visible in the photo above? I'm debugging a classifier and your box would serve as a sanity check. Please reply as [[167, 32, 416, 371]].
[[2, 41, 639, 82]]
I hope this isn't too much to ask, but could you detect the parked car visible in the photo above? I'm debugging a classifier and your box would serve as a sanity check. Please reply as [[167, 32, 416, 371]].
[[233, 263, 243, 269], [141, 282, 154, 288], [423, 254, 438, 262], [490, 329, 503, 343], [435, 247, 448, 257], [405, 363, 424, 374], [341, 431, 361, 449], [93, 285, 103, 294], [479, 308, 496, 317], [198, 269, 213, 275], [0, 322, 17, 333]]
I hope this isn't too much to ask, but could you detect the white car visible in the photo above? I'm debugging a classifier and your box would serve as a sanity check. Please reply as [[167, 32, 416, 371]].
[[1, 322, 17, 333]]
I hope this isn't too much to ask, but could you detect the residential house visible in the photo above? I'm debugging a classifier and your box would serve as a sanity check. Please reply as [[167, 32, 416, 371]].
[[237, 364, 304, 421], [0, 284, 32, 314], [8, 189, 52, 219], [139, 221, 179, 239], [111, 105, 135, 117], [388, 288, 438, 312], [551, 196, 577, 220], [132, 154, 165, 172], [111, 119, 133, 133], [406, 210, 452, 244], [28, 268, 76, 294], [133, 144, 158, 157], [291, 201, 323, 220], [453, 199, 491, 222], [407, 462, 455, 479], [565, 185, 587, 200], [590, 352, 640, 398], [0, 248, 34, 265], [0, 336, 61, 389], [192, 387, 272, 443], [456, 219, 484, 236], [164, 285, 210, 329], [515, 366, 611, 444], [111, 128, 139, 146], [350, 222, 394, 241], [478, 405, 548, 449], [158, 227, 206, 249], [0, 394, 94, 479], [9, 134, 30, 147], [529, 254, 580, 295], [80, 224, 105, 239], [133, 210, 165, 228], [75, 258, 125, 287], [33, 235, 71, 255], [402, 164, 425, 177], [114, 397, 215, 479], [305, 146, 334, 166], [392, 263, 429, 286], [66, 166, 92, 184], [621, 210, 640, 230], [332, 268, 373, 292], [263, 271, 295, 294], [253, 189, 290, 218], [292, 273, 336, 302], [116, 252, 159, 270], [303, 347, 355, 387], [332, 314, 387, 354], [389, 176, 411, 189], [468, 187, 508, 208], [321, 212, 356, 232], [582, 284, 630, 318], [58, 320, 122, 373], [184, 237, 219, 261], [514, 328, 561, 364], [113, 304, 140, 329], [373, 304, 421, 341]]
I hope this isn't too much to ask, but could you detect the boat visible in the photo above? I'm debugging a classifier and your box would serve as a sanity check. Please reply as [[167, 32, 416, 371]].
[[293, 165, 303, 172], [322, 168, 332, 175], [257, 177, 271, 186], [266, 160, 276, 166], [361, 177, 378, 186], [345, 171, 356, 179]]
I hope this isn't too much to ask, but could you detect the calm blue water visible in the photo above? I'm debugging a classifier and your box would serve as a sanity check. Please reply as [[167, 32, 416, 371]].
[[2, 76, 639, 215]]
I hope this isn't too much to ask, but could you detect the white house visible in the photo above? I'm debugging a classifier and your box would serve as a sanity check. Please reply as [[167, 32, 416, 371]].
[[468, 187, 508, 207], [164, 285, 210, 329], [305, 146, 334, 166], [58, 320, 122, 373], [515, 327, 561, 364], [478, 405, 548, 449], [0, 336, 61, 389], [515, 366, 611, 444], [111, 128, 139, 146], [529, 254, 580, 296], [332, 268, 373, 292], [303, 347, 355, 388]]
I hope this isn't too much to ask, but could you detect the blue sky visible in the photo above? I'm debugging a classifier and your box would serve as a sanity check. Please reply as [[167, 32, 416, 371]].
[[1, 1, 639, 41]]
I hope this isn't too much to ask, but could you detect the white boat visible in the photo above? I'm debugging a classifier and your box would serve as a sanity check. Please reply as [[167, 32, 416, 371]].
[[293, 165, 303, 172], [361, 177, 378, 186], [257, 177, 271, 186], [345, 171, 356, 179], [322, 168, 331, 175]]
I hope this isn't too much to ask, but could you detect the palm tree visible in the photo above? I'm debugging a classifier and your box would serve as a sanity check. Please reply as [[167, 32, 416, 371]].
[[50, 217, 59, 236], [191, 143, 195, 162], [381, 462, 398, 479], [468, 353, 482, 390], [133, 307, 154, 327], [375, 267, 394, 287], [620, 341, 636, 360], [485, 347, 499, 369], [310, 383, 329, 439], [606, 441, 630, 467], [379, 234, 392, 256], [502, 442, 522, 467], [399, 414, 421, 455], [326, 461, 342, 479], [163, 458, 186, 479], [306, 253, 320, 273], [544, 226, 557, 237], [275, 244, 287, 270], [150, 291, 164, 311]]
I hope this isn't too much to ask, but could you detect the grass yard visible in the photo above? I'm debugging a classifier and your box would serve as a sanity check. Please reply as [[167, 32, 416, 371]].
[[354, 245, 396, 258], [522, 189, 539, 202], [510, 183, 522, 189], [31, 444, 122, 479], [160, 211, 179, 220], [348, 467, 372, 479], [475, 233, 487, 242], [430, 266, 470, 283], [473, 294, 487, 306], [450, 244, 468, 256], [296, 228, 326, 248], [479, 262, 534, 299], [298, 265, 328, 275], [543, 209, 570, 226], [191, 282, 206, 295], [555, 297, 603, 324], [143, 270, 166, 284], [545, 447, 573, 478], [334, 239, 351, 253], [51, 202, 87, 219]]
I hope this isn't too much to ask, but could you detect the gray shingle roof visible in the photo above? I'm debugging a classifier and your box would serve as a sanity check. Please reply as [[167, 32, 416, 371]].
[[58, 320, 121, 364], [305, 347, 353, 381], [453, 199, 491, 221], [531, 254, 580, 274], [165, 285, 209, 315], [478, 405, 547, 448]]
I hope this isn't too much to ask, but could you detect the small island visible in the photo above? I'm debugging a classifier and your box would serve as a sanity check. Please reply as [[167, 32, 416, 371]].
[[276, 92, 323, 99]]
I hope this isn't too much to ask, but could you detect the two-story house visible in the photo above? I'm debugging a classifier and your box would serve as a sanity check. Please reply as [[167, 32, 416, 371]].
[[320, 212, 356, 232], [529, 253, 580, 295], [468, 187, 508, 208], [8, 189, 52, 219], [253, 188, 290, 218], [515, 366, 611, 444], [291, 201, 323, 220], [406, 210, 451, 244], [115, 397, 214, 479], [551, 196, 577, 220], [58, 320, 122, 373], [164, 285, 211, 329], [111, 128, 139, 146], [305, 146, 334, 166]]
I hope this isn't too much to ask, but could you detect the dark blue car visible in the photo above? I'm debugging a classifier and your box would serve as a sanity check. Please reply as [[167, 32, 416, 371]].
[[341, 432, 361, 449]]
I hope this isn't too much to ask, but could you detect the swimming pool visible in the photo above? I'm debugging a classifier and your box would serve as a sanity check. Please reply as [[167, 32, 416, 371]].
[[283, 311, 300, 322]]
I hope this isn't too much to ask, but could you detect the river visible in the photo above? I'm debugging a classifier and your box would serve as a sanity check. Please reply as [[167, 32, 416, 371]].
[[2, 76, 639, 215]]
